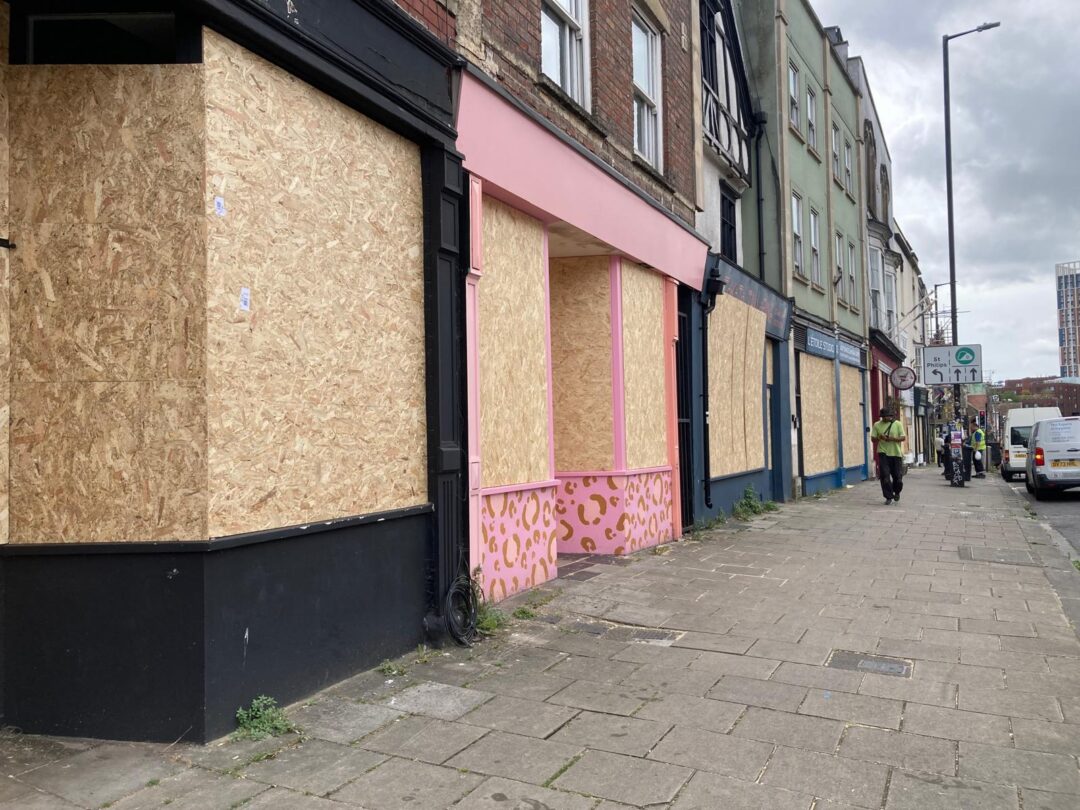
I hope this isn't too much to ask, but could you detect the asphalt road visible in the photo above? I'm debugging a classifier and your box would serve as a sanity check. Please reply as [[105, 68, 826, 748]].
[[1008, 472, 1080, 554]]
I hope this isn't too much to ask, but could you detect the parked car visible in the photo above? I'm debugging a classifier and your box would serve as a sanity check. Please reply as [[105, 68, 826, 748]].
[[1001, 407, 1062, 481], [1025, 416, 1080, 500]]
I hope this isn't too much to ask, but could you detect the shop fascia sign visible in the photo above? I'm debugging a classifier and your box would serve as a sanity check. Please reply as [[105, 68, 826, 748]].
[[806, 326, 863, 367], [708, 254, 793, 339]]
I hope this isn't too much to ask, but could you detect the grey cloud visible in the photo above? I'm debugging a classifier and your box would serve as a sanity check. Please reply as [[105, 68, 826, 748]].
[[812, 0, 1079, 377]]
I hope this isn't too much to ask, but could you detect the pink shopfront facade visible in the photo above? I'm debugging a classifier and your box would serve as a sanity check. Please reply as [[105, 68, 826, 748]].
[[457, 71, 709, 601]]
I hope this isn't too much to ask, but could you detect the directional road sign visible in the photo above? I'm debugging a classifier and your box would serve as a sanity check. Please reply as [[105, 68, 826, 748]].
[[922, 344, 983, 385]]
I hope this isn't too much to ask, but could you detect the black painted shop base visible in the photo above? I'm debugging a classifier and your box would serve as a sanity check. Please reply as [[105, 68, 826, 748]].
[[0, 506, 432, 743]]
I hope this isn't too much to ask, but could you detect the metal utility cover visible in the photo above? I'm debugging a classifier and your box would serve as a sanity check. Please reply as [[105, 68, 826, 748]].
[[959, 546, 1040, 567], [826, 650, 913, 678]]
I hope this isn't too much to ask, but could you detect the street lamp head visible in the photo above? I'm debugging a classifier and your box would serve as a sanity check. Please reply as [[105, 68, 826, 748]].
[[977, 21, 1001, 32]]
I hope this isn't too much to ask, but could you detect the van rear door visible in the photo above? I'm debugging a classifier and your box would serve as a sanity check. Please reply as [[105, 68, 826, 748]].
[[1041, 418, 1080, 478], [1010, 425, 1032, 465]]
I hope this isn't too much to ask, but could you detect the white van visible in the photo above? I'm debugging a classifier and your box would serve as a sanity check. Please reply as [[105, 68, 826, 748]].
[[1001, 407, 1062, 481], [1025, 416, 1080, 499]]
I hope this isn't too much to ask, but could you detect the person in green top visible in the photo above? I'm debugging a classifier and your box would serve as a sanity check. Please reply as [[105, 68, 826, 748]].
[[871, 406, 907, 505]]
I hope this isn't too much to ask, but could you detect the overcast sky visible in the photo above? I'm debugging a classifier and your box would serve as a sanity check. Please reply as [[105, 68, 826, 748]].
[[810, 0, 1080, 381]]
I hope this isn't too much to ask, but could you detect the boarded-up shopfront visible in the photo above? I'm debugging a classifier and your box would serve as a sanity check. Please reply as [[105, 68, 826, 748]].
[[678, 257, 793, 522], [457, 72, 708, 601], [795, 325, 868, 494], [0, 2, 469, 742]]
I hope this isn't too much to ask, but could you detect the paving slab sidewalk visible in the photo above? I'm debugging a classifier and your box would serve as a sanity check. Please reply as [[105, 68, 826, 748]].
[[3, 468, 1080, 809]]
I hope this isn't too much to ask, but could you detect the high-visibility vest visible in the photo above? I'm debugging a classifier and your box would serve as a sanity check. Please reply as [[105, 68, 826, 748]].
[[971, 428, 986, 451]]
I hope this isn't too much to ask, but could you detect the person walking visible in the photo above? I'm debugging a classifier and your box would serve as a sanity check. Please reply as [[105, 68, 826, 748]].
[[871, 406, 907, 505], [970, 418, 987, 478]]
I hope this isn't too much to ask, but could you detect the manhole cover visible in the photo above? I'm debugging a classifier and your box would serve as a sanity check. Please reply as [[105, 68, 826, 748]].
[[958, 546, 1040, 567], [605, 626, 678, 643], [826, 650, 912, 678]]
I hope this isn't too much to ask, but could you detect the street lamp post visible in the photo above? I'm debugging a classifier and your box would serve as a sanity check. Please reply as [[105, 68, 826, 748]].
[[943, 21, 999, 425]]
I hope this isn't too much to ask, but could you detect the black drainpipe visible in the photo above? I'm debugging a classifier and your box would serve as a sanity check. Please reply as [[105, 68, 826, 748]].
[[701, 258, 725, 510], [703, 291, 715, 509], [754, 111, 768, 282]]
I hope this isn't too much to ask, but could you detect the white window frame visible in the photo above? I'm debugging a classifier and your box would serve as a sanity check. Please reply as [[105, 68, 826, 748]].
[[792, 193, 804, 277], [834, 232, 844, 298], [788, 63, 799, 130], [809, 208, 821, 285], [806, 87, 816, 150], [885, 270, 898, 337], [541, 0, 590, 109], [869, 246, 883, 329], [632, 7, 662, 168], [847, 242, 857, 306], [844, 139, 853, 192], [832, 124, 841, 179]]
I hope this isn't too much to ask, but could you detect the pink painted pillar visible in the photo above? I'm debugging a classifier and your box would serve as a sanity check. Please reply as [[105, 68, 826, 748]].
[[663, 277, 682, 539], [466, 177, 484, 574]]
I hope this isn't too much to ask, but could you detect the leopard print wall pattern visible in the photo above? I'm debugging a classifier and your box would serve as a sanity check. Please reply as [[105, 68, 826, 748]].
[[478, 485, 558, 601], [555, 471, 672, 556]]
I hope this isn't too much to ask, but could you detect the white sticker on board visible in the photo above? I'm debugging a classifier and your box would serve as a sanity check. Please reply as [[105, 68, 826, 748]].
[[239, 287, 251, 311], [214, 196, 227, 216]]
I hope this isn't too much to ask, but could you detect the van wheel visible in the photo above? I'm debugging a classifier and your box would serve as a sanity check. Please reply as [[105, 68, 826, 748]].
[[1034, 484, 1050, 501], [1002, 472, 1012, 482], [1026, 478, 1034, 493]]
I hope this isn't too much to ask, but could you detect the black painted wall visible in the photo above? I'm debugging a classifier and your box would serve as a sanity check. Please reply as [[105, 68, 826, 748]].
[[2, 510, 431, 742]]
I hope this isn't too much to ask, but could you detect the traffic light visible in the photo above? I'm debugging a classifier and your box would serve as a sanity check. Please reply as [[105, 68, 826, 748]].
[[978, 410, 986, 426]]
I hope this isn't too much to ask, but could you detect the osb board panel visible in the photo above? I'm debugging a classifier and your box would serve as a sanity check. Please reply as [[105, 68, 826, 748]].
[[708, 295, 748, 477], [0, 2, 8, 543], [10, 382, 207, 542], [621, 261, 667, 470], [550, 256, 612, 472], [11, 224, 205, 382], [203, 30, 427, 536], [801, 353, 839, 476], [478, 196, 550, 488], [840, 365, 865, 468], [9, 65, 205, 227], [743, 307, 767, 471], [8, 62, 207, 543]]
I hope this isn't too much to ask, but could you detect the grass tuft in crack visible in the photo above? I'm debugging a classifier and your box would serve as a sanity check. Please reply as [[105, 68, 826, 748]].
[[233, 696, 296, 741]]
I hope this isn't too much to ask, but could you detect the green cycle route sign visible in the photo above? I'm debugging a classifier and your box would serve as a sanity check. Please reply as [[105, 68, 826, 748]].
[[921, 344, 983, 384]]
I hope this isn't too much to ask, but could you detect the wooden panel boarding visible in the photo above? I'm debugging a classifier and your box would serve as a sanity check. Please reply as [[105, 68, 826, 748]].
[[801, 353, 839, 476], [621, 261, 667, 470], [840, 364, 865, 469], [8, 62, 208, 543], [549, 256, 613, 472], [203, 31, 428, 536], [478, 197, 550, 488]]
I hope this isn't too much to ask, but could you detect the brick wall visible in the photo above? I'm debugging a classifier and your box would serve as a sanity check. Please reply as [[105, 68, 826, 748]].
[[392, 0, 698, 226], [394, 0, 456, 45]]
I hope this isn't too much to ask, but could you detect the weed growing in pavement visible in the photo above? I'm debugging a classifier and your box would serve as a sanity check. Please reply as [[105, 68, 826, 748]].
[[233, 696, 296, 741], [146, 779, 160, 788], [651, 545, 671, 556], [1073, 560, 1080, 572], [476, 602, 508, 635], [414, 644, 434, 664], [733, 487, 775, 520], [377, 660, 407, 677], [512, 606, 537, 620], [543, 754, 583, 787]]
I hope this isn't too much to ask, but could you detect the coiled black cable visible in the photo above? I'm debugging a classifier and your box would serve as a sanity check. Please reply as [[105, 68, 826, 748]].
[[444, 573, 478, 645]]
